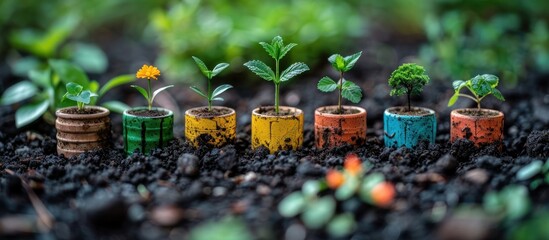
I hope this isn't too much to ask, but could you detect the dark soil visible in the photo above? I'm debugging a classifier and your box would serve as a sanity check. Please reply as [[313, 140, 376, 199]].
[[188, 107, 233, 118], [456, 108, 500, 117], [60, 108, 102, 115], [256, 106, 300, 116], [388, 106, 432, 116], [127, 109, 169, 117], [318, 106, 360, 115]]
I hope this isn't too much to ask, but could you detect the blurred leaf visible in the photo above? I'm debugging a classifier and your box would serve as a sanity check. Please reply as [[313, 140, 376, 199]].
[[510, 212, 549, 240], [101, 101, 130, 114], [49, 59, 89, 86], [335, 175, 359, 200], [327, 213, 356, 237], [29, 69, 51, 88], [66, 43, 108, 74], [98, 74, 135, 97], [0, 81, 37, 105], [517, 160, 543, 180], [301, 196, 335, 229], [302, 180, 321, 197], [10, 57, 42, 77], [483, 185, 531, 220], [15, 100, 49, 128], [189, 216, 252, 240], [278, 192, 306, 218], [360, 173, 385, 203]]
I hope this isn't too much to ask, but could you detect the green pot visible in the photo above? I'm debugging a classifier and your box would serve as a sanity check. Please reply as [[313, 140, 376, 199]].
[[123, 107, 174, 155]]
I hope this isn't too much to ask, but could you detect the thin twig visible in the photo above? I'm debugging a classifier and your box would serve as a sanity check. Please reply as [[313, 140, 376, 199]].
[[4, 169, 55, 231]]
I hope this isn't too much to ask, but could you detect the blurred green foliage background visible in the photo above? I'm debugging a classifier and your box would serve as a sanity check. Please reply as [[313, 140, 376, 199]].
[[1, 0, 548, 87]]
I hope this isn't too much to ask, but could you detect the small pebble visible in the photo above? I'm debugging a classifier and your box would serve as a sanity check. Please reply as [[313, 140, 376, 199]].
[[463, 169, 490, 185]]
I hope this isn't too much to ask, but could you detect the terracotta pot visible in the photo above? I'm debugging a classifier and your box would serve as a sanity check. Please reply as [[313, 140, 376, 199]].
[[384, 106, 437, 148], [123, 107, 174, 155], [314, 105, 367, 149], [251, 106, 303, 153], [185, 106, 236, 148], [450, 108, 504, 145], [55, 106, 111, 158]]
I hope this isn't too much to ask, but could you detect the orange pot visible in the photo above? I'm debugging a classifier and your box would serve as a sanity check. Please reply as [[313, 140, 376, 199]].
[[450, 108, 504, 145], [314, 105, 367, 148]]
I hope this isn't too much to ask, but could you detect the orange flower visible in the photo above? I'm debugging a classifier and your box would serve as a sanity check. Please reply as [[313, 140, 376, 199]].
[[344, 154, 362, 176], [136, 64, 161, 80], [326, 170, 345, 189], [370, 181, 396, 207]]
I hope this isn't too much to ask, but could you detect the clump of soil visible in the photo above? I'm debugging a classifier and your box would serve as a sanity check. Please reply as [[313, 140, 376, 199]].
[[388, 106, 432, 116], [188, 107, 233, 118], [60, 107, 103, 115], [455, 109, 500, 117], [127, 109, 169, 117]]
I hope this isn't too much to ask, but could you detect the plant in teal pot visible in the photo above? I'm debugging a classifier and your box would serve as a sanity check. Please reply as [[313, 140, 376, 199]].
[[123, 64, 174, 155], [384, 63, 436, 148]]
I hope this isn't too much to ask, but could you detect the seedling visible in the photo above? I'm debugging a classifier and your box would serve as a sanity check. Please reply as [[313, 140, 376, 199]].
[[317, 52, 363, 114], [132, 64, 174, 110], [447, 74, 505, 111], [190, 56, 232, 111], [62, 82, 97, 111], [244, 36, 309, 114], [388, 63, 430, 112]]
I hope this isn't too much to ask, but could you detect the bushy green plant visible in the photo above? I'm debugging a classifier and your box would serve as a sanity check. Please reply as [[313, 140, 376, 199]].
[[190, 56, 232, 111], [244, 36, 309, 114], [148, 0, 364, 83], [0, 59, 134, 127], [388, 63, 430, 112], [317, 52, 363, 114], [448, 74, 505, 110], [62, 82, 97, 111]]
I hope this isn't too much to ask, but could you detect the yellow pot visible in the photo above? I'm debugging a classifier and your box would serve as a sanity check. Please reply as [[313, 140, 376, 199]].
[[185, 106, 236, 148], [251, 106, 303, 153]]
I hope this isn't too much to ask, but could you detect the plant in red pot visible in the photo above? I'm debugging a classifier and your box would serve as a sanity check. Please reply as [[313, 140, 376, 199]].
[[56, 82, 110, 158], [447, 74, 505, 145], [315, 51, 366, 149]]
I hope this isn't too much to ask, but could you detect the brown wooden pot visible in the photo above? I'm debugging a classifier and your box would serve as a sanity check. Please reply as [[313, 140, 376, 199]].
[[450, 108, 504, 145], [314, 105, 367, 148], [55, 106, 111, 158]]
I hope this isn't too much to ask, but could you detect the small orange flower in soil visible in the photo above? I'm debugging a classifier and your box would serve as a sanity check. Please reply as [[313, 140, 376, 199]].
[[370, 181, 396, 207], [326, 170, 345, 189], [344, 153, 362, 176], [136, 64, 161, 80]]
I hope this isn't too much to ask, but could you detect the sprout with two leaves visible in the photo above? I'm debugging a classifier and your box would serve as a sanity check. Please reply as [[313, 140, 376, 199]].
[[62, 82, 97, 111]]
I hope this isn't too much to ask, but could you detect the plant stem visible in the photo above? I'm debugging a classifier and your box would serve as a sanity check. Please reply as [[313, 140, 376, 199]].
[[407, 93, 411, 112], [147, 79, 152, 110], [457, 94, 481, 110], [275, 59, 280, 114], [338, 71, 343, 114], [208, 78, 212, 111]]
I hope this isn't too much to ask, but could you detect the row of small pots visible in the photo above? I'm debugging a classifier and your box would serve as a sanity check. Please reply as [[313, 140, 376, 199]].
[[54, 104, 504, 157]]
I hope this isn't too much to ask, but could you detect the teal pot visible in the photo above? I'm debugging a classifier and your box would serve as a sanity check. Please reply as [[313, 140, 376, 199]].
[[384, 106, 436, 148], [123, 107, 174, 155]]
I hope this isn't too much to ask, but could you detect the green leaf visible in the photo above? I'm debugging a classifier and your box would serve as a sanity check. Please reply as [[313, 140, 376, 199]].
[[302, 180, 321, 197], [66, 82, 83, 95], [101, 101, 130, 114], [211, 84, 233, 98], [516, 160, 543, 180], [212, 97, 224, 102], [470, 75, 491, 98], [542, 159, 549, 173], [28, 69, 51, 88], [359, 173, 385, 203], [343, 51, 362, 72], [279, 43, 297, 60], [15, 100, 49, 128], [452, 80, 466, 91], [190, 86, 207, 99], [89, 81, 99, 95], [66, 43, 108, 74], [301, 196, 335, 229], [491, 88, 505, 101], [278, 192, 306, 217], [192, 56, 211, 78], [317, 77, 338, 92], [99, 74, 135, 97], [188, 216, 252, 240], [280, 62, 309, 82], [482, 74, 499, 87], [0, 81, 38, 105], [341, 81, 362, 103], [259, 42, 277, 60], [448, 92, 459, 107], [327, 213, 356, 237], [131, 84, 149, 100], [211, 63, 229, 77], [335, 175, 359, 200], [327, 54, 339, 70], [335, 55, 345, 71], [151, 85, 174, 103], [49, 59, 89, 86], [243, 60, 275, 81]]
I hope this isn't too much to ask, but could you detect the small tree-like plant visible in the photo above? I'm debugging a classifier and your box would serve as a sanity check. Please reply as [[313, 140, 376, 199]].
[[388, 63, 430, 112], [244, 36, 309, 114], [317, 52, 363, 114], [62, 82, 97, 111], [190, 56, 232, 111], [447, 74, 505, 111]]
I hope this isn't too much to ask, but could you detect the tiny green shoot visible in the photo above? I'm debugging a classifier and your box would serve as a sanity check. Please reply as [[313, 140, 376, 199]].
[[62, 82, 98, 111], [317, 51, 363, 114], [244, 36, 309, 114], [190, 56, 232, 111], [388, 63, 430, 112], [447, 74, 505, 111]]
